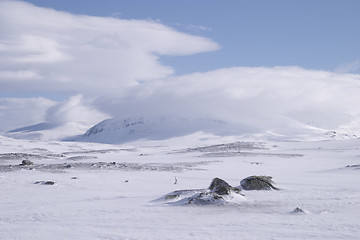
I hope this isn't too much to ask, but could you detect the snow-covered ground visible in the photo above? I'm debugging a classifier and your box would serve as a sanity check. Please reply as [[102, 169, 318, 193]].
[[1, 134, 359, 240]]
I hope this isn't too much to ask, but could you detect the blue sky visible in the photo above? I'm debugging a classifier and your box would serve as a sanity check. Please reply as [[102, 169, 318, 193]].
[[21, 0, 360, 74]]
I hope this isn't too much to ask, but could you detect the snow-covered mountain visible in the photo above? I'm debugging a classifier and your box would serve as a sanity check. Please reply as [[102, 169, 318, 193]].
[[3, 112, 360, 144], [74, 115, 254, 144], [5, 121, 93, 141], [74, 113, 360, 144]]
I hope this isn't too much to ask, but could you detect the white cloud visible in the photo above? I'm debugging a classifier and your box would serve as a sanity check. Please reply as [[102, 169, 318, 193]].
[[0, 95, 109, 133], [1, 66, 360, 138], [0, 70, 42, 80], [335, 59, 360, 73], [45, 95, 109, 125], [11, 35, 71, 63], [0, 97, 55, 132], [0, 1, 219, 94], [186, 24, 212, 32], [93, 66, 360, 132]]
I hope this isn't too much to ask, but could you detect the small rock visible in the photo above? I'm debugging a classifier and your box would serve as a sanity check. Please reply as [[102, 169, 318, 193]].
[[19, 160, 34, 166], [71, 177, 78, 180], [185, 178, 244, 205], [291, 207, 306, 214], [34, 181, 55, 185]]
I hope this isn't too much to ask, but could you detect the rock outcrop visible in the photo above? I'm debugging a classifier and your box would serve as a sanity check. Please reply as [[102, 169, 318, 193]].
[[240, 176, 278, 190], [162, 178, 244, 205], [208, 177, 242, 195]]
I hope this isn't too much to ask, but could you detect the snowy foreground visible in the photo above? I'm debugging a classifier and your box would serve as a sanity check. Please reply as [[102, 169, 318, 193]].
[[1, 134, 360, 240]]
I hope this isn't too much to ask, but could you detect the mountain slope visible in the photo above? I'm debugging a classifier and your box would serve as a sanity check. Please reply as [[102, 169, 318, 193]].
[[5, 122, 93, 141], [75, 113, 360, 144], [75, 115, 255, 144], [4, 112, 360, 144]]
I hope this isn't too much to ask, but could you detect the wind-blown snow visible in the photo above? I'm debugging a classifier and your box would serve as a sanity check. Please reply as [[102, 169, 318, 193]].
[[0, 136, 359, 239]]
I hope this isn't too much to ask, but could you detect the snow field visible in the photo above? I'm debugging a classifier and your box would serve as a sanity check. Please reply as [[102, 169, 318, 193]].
[[0, 137, 360, 239]]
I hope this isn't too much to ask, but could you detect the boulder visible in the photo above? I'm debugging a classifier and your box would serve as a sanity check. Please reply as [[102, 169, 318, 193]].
[[208, 177, 241, 195], [240, 176, 278, 190], [161, 178, 244, 205]]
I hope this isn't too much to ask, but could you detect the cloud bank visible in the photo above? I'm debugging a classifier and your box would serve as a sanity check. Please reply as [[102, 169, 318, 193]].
[[1, 1, 360, 140], [0, 0, 219, 95], [94, 66, 360, 136], [0, 97, 55, 132]]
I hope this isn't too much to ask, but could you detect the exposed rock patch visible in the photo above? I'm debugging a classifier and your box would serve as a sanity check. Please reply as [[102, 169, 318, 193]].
[[345, 164, 360, 170], [161, 178, 244, 205], [0, 161, 214, 173], [0, 153, 43, 160], [34, 181, 55, 185]]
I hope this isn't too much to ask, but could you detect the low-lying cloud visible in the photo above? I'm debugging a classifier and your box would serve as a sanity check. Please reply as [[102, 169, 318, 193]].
[[44, 95, 109, 125], [0, 97, 55, 132], [95, 66, 360, 125]]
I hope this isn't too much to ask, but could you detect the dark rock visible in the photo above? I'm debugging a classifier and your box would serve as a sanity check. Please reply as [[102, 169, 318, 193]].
[[161, 178, 244, 205], [185, 178, 244, 205], [19, 160, 34, 166], [34, 181, 55, 185], [240, 176, 278, 190], [291, 207, 306, 214], [345, 164, 360, 169], [187, 192, 224, 205], [209, 177, 241, 195]]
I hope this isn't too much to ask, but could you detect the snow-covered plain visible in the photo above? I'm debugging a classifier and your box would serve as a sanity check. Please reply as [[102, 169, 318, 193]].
[[1, 133, 359, 240]]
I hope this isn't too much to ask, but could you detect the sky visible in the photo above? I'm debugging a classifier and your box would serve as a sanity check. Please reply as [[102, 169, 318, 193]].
[[15, 0, 360, 74], [0, 0, 360, 136]]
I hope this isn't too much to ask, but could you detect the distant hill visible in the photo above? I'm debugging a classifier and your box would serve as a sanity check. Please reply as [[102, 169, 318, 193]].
[[74, 115, 254, 144]]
